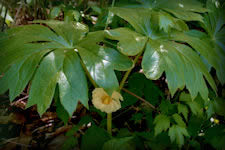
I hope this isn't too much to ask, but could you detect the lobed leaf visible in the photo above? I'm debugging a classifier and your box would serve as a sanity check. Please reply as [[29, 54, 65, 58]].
[[142, 40, 216, 99], [105, 28, 148, 56], [27, 50, 64, 115], [107, 6, 217, 100], [168, 125, 189, 147], [177, 104, 188, 121], [172, 114, 186, 127], [153, 114, 170, 136], [0, 20, 132, 116], [78, 31, 133, 95]]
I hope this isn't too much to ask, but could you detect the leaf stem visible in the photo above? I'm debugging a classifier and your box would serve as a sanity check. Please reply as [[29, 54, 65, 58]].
[[79, 55, 113, 135], [104, 0, 116, 136], [119, 39, 149, 91], [107, 113, 112, 135], [119, 52, 142, 91], [122, 88, 157, 111]]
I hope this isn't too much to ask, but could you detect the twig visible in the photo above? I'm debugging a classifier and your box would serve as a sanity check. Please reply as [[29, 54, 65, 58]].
[[11, 95, 29, 104], [112, 106, 134, 120], [122, 88, 157, 111], [45, 125, 73, 138], [1, 138, 31, 147]]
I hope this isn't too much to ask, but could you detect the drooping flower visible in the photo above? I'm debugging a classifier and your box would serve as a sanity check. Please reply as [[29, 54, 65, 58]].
[[92, 88, 123, 113]]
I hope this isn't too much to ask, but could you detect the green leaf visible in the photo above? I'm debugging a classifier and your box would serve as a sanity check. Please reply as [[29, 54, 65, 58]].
[[186, 101, 202, 116], [143, 79, 163, 106], [179, 92, 192, 102], [27, 50, 64, 116], [212, 97, 225, 116], [164, 9, 204, 22], [81, 126, 111, 150], [55, 86, 70, 124], [27, 49, 88, 116], [161, 0, 207, 22], [107, 6, 216, 100], [7, 51, 46, 101], [141, 41, 164, 80], [205, 125, 225, 149], [64, 9, 80, 22], [50, 7, 61, 19], [105, 28, 148, 56], [0, 74, 9, 95], [58, 51, 88, 116], [110, 7, 165, 38], [33, 20, 88, 46], [0, 40, 62, 74], [137, 132, 174, 150], [79, 31, 133, 72], [159, 100, 177, 115], [172, 114, 186, 127], [201, 1, 225, 84], [116, 128, 132, 138], [78, 31, 133, 95], [1, 20, 132, 115], [203, 0, 225, 36], [142, 40, 216, 99], [158, 11, 174, 33], [102, 137, 135, 150], [116, 0, 207, 22], [177, 103, 188, 121], [153, 114, 170, 136], [158, 11, 188, 32], [187, 115, 203, 137], [170, 30, 225, 85], [168, 125, 189, 147], [206, 100, 215, 118], [0, 24, 62, 73], [179, 92, 203, 116]]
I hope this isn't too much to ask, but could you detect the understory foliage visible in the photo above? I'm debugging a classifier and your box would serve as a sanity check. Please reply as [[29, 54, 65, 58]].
[[0, 0, 225, 149]]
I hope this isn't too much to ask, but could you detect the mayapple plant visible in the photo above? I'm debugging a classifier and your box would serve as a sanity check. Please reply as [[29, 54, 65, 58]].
[[0, 0, 224, 148]]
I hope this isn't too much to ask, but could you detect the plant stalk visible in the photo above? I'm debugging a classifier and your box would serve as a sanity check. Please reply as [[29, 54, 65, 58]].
[[80, 55, 112, 135], [104, 0, 116, 136], [107, 113, 112, 135], [119, 39, 148, 91], [119, 52, 142, 91], [122, 88, 157, 111]]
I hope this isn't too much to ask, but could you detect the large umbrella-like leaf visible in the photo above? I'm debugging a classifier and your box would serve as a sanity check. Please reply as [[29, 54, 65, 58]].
[[105, 2, 218, 100], [0, 21, 133, 116]]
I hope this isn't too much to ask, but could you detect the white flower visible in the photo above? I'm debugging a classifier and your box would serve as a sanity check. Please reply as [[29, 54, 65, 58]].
[[92, 88, 123, 113]]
